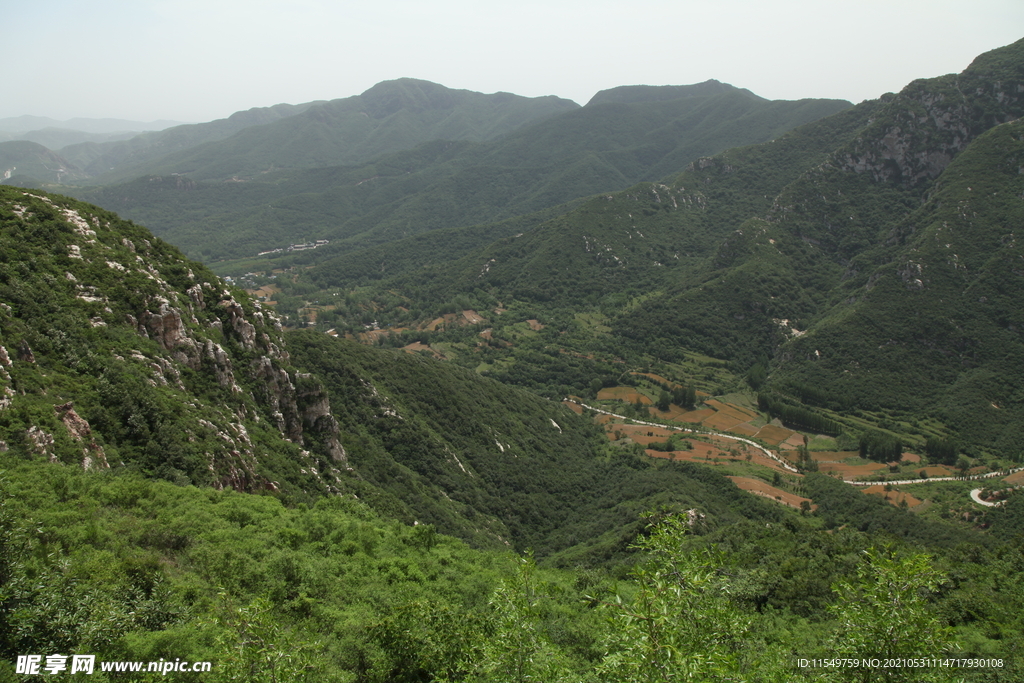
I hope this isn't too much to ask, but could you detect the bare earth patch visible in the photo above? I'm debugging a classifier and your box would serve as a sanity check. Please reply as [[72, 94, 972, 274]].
[[402, 342, 443, 359], [1003, 469, 1024, 485], [862, 485, 923, 508], [597, 387, 651, 404], [754, 424, 797, 445], [727, 477, 814, 510]]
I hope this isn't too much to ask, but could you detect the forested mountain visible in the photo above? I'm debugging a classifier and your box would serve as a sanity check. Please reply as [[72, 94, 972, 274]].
[[30, 79, 848, 261], [50, 101, 325, 183], [4, 40, 1024, 682], [57, 79, 578, 187], [308, 38, 1024, 460], [2, 134, 1024, 683], [0, 186, 784, 558]]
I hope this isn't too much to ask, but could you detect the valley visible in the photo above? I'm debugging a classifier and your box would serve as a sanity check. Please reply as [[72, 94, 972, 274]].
[[3, 37, 1024, 681]]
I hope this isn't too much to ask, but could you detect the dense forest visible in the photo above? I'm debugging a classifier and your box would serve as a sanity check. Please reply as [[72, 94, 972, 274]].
[[3, 38, 1024, 683]]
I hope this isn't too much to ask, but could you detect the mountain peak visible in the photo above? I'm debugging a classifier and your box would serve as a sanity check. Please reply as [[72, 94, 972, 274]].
[[585, 80, 760, 106]]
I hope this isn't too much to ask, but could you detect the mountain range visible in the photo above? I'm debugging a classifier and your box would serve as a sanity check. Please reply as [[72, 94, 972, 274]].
[[2, 39, 1024, 680]]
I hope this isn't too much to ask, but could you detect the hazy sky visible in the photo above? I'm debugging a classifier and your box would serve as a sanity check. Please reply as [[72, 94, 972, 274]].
[[6, 0, 1023, 124]]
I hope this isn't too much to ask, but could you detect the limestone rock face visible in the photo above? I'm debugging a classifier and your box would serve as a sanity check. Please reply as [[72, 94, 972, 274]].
[[219, 298, 257, 350], [0, 187, 356, 498], [55, 402, 109, 469], [295, 373, 347, 462], [252, 355, 302, 442], [140, 300, 189, 350], [841, 73, 1024, 188], [18, 340, 34, 363]]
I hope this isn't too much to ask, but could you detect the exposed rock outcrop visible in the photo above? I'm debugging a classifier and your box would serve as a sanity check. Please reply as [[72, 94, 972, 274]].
[[55, 402, 109, 469]]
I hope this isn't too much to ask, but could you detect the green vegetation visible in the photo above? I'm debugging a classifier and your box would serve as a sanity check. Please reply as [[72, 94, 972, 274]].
[[4, 38, 1024, 683], [2, 461, 1022, 681]]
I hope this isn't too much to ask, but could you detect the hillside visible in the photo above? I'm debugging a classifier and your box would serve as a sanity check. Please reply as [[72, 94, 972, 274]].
[[72, 80, 848, 262], [66, 79, 578, 186], [0, 186, 350, 500], [53, 101, 323, 182], [2, 172, 1023, 682], [291, 38, 1024, 463], [0, 185, 793, 560]]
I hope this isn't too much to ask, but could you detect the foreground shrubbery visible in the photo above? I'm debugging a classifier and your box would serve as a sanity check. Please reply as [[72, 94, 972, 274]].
[[2, 458, 1022, 682]]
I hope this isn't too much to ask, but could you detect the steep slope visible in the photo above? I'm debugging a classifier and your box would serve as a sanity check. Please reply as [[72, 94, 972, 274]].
[[286, 331, 787, 557], [772, 118, 1024, 455], [0, 186, 349, 500]]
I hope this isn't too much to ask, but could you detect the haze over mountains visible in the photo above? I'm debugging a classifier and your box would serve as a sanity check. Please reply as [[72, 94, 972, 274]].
[[3, 39, 1024, 681], [2, 78, 850, 260]]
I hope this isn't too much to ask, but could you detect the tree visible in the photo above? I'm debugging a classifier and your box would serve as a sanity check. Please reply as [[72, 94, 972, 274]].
[[471, 552, 578, 683], [956, 456, 971, 478], [596, 514, 748, 682], [827, 547, 956, 682]]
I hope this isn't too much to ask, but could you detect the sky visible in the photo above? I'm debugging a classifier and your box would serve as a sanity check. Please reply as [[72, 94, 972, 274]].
[[5, 0, 1023, 125]]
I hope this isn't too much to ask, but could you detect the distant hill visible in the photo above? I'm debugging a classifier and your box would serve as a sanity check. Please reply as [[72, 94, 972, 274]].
[[55, 101, 324, 181], [73, 80, 849, 261], [0, 115, 187, 135], [585, 79, 758, 105], [71, 79, 578, 184], [0, 140, 88, 185]]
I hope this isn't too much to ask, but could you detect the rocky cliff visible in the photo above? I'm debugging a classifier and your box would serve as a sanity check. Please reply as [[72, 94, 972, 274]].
[[0, 186, 347, 499]]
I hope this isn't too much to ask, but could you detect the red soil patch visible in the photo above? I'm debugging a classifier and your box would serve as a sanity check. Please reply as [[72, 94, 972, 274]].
[[908, 465, 957, 478], [780, 450, 800, 464], [728, 477, 813, 510], [755, 424, 797, 446], [704, 399, 759, 420], [703, 412, 748, 431], [632, 372, 676, 387], [402, 342, 443, 359], [563, 400, 584, 414], [781, 433, 808, 449], [526, 319, 544, 331], [658, 404, 695, 421], [809, 451, 859, 462], [729, 423, 760, 437], [1003, 470, 1024, 485], [677, 408, 716, 423], [479, 328, 493, 340], [615, 424, 675, 444], [817, 462, 888, 479], [462, 310, 485, 324], [900, 452, 922, 463], [597, 387, 652, 404], [425, 313, 459, 331], [862, 485, 923, 508]]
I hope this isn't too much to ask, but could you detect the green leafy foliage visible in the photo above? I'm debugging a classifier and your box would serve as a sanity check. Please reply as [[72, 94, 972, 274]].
[[597, 514, 750, 682]]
